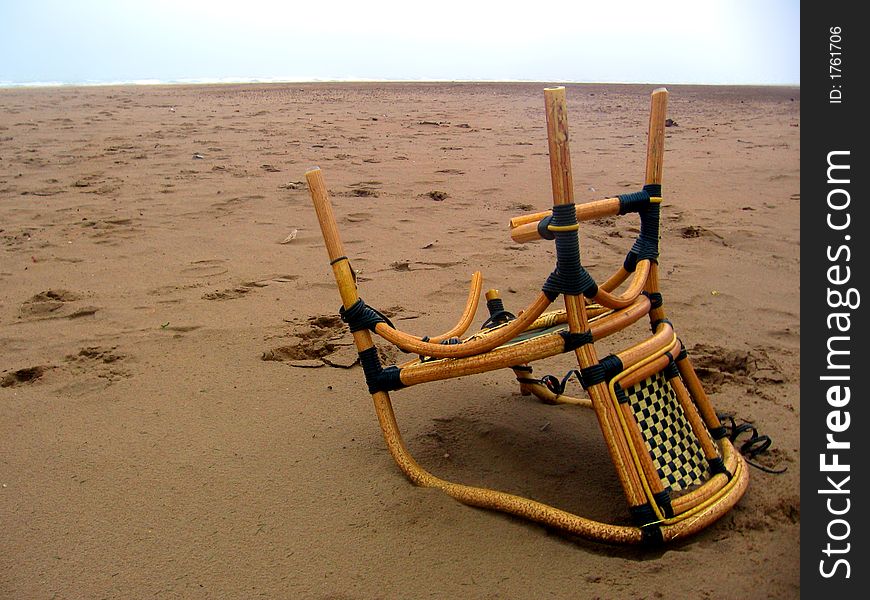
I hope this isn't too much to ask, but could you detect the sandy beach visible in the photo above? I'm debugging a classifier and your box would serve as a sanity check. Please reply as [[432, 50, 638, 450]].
[[1, 82, 799, 598]]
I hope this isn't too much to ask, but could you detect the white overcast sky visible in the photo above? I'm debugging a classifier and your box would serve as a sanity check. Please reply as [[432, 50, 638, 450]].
[[1, 0, 800, 85]]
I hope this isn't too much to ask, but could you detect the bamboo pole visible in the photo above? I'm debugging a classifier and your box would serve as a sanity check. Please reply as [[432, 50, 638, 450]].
[[615, 321, 675, 368], [510, 197, 622, 242], [306, 167, 643, 544], [591, 260, 651, 309], [511, 85, 666, 242], [617, 337, 681, 390], [306, 167, 385, 383], [400, 328, 565, 386], [668, 375, 720, 461], [660, 452, 748, 542], [518, 378, 593, 407], [677, 355, 726, 433], [398, 295, 650, 385], [370, 383, 645, 543], [510, 196, 623, 229], [303, 85, 749, 544], [541, 88, 648, 509], [644, 263, 666, 323], [586, 295, 650, 340], [373, 293, 552, 359], [599, 267, 631, 293], [307, 168, 361, 310], [619, 400, 669, 499], [544, 87, 574, 206], [567, 296, 648, 508], [642, 89, 669, 326], [427, 271, 483, 343], [524, 303, 614, 331], [645, 88, 669, 187]]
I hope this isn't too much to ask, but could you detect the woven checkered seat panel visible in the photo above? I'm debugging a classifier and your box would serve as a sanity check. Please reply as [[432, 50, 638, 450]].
[[625, 372, 709, 491]]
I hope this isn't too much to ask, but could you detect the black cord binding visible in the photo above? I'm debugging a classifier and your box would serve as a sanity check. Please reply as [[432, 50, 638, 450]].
[[718, 413, 788, 474]]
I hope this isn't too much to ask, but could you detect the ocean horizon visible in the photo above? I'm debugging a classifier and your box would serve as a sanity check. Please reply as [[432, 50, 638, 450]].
[[0, 76, 800, 89]]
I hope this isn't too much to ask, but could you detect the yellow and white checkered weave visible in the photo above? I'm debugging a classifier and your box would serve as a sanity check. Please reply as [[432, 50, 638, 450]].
[[625, 372, 709, 491]]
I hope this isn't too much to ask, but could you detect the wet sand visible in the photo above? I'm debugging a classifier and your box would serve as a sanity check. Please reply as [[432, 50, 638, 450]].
[[1, 82, 800, 598]]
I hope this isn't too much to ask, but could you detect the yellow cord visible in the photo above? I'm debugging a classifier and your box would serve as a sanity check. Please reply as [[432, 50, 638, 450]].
[[547, 223, 580, 232]]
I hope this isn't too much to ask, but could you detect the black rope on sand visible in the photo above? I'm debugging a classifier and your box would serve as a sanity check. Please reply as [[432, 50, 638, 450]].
[[718, 413, 788, 474], [516, 369, 583, 396]]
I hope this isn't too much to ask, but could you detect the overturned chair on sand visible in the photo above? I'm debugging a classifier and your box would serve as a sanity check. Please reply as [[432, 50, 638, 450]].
[[304, 87, 748, 545]]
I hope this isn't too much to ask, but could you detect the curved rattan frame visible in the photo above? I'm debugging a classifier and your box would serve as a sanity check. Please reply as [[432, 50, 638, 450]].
[[303, 87, 748, 545]]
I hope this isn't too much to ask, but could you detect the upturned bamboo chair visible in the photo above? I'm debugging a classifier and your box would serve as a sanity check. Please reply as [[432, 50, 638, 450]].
[[304, 87, 748, 545]]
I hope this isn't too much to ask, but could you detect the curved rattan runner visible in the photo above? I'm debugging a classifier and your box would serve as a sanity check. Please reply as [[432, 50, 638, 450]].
[[304, 87, 748, 545]]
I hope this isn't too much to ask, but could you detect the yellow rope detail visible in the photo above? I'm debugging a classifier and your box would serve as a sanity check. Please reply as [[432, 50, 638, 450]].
[[547, 223, 580, 232], [649, 196, 663, 204], [660, 444, 744, 525]]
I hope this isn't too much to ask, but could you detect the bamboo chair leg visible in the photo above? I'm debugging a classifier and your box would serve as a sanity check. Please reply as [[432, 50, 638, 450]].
[[659, 450, 748, 542], [677, 354, 727, 434], [544, 87, 649, 511], [516, 373, 593, 407], [427, 271, 483, 343], [307, 165, 649, 544], [642, 89, 668, 327], [370, 388, 645, 544], [304, 85, 749, 545]]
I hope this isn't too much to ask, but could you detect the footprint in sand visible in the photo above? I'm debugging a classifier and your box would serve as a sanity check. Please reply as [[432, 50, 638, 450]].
[[263, 313, 398, 368], [21, 289, 80, 311], [415, 260, 465, 269], [21, 186, 64, 197], [262, 313, 349, 368], [66, 346, 126, 367], [2, 346, 132, 391], [202, 287, 253, 301], [211, 194, 266, 213], [344, 212, 373, 223], [679, 225, 727, 244], [337, 183, 380, 198], [74, 174, 123, 196], [616, 180, 640, 188], [181, 259, 228, 278], [202, 275, 299, 300], [85, 217, 139, 246], [422, 190, 448, 201], [71, 173, 104, 189], [19, 289, 99, 320], [56, 346, 133, 390], [147, 282, 205, 297], [1, 365, 48, 387], [688, 343, 784, 392]]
